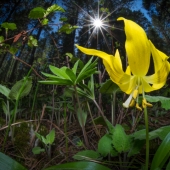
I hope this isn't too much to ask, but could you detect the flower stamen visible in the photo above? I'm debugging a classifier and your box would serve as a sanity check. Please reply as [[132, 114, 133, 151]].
[[136, 103, 142, 111], [142, 98, 153, 108]]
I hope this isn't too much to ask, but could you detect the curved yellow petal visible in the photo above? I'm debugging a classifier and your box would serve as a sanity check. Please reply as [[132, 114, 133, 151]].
[[140, 78, 155, 92], [75, 44, 113, 63], [118, 76, 137, 94], [117, 17, 150, 76], [144, 61, 169, 86], [76, 44, 127, 85], [149, 40, 169, 72], [125, 65, 131, 75]]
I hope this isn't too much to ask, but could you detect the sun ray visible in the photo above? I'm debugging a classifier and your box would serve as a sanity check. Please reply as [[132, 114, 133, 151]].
[[73, 1, 125, 51]]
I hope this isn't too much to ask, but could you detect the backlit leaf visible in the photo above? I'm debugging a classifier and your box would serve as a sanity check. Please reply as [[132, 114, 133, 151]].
[[1, 22, 17, 30], [28, 7, 45, 19], [44, 4, 65, 17]]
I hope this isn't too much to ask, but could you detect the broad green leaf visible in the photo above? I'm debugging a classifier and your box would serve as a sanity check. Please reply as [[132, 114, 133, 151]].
[[41, 72, 61, 79], [41, 136, 47, 144], [151, 132, 170, 170], [132, 126, 170, 141], [112, 124, 131, 153], [9, 77, 32, 100], [65, 68, 76, 82], [72, 60, 79, 75], [1, 22, 17, 30], [0, 152, 26, 170], [59, 24, 79, 34], [145, 95, 170, 110], [74, 86, 94, 100], [127, 140, 145, 157], [73, 150, 100, 160], [106, 119, 115, 133], [78, 82, 94, 98], [28, 7, 45, 19], [32, 147, 45, 154], [76, 57, 97, 83], [100, 79, 120, 94], [0, 84, 10, 97], [35, 132, 43, 141], [35, 132, 46, 145], [88, 75, 95, 98], [46, 129, 55, 145], [44, 4, 65, 17], [151, 126, 170, 140], [49, 65, 70, 79], [132, 129, 149, 140], [43, 161, 110, 170], [2, 101, 9, 115], [77, 108, 87, 127], [39, 80, 73, 85], [98, 134, 116, 157], [79, 68, 97, 80]]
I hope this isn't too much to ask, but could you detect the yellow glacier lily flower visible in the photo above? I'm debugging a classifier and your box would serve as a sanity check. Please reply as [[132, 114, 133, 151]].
[[76, 17, 170, 110]]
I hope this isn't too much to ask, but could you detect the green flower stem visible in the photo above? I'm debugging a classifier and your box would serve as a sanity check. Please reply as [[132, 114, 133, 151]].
[[93, 99, 107, 124], [144, 107, 149, 170], [73, 85, 89, 148], [111, 92, 116, 125], [63, 100, 68, 161], [30, 83, 39, 119], [86, 101, 100, 137]]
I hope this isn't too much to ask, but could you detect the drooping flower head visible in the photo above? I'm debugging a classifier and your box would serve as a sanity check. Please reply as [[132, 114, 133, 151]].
[[76, 17, 169, 110]]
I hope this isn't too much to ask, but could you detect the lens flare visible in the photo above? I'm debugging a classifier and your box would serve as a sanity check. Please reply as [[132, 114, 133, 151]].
[[73, 1, 123, 50], [93, 18, 103, 28]]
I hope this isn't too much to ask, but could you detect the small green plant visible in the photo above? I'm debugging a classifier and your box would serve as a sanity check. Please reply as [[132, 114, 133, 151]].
[[32, 129, 55, 158], [0, 74, 32, 148], [39, 57, 98, 147]]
